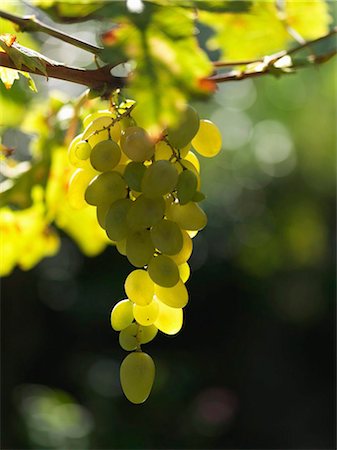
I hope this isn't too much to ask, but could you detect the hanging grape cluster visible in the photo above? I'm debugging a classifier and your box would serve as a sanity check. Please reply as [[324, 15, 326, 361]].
[[67, 100, 222, 404]]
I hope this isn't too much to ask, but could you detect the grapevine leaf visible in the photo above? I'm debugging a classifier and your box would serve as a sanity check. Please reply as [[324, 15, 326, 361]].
[[199, 0, 332, 60], [0, 36, 62, 75], [28, 0, 105, 23], [101, 4, 212, 133], [0, 66, 19, 89], [0, 66, 37, 91], [148, 0, 252, 13]]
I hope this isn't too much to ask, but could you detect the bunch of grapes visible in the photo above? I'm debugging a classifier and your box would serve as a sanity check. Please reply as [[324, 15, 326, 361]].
[[67, 100, 221, 403]]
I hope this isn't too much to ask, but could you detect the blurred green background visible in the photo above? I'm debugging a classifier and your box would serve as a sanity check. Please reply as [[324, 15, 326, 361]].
[[1, 6, 336, 449]]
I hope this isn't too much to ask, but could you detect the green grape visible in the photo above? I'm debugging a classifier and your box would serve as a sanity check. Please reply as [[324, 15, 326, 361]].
[[116, 238, 127, 256], [138, 324, 158, 344], [120, 127, 155, 162], [75, 140, 91, 160], [167, 105, 200, 149], [125, 269, 154, 305], [67, 168, 96, 209], [120, 351, 155, 404], [179, 143, 191, 159], [154, 301, 183, 335], [176, 169, 198, 205], [68, 135, 93, 169], [155, 279, 188, 308], [111, 299, 134, 331], [127, 195, 165, 230], [154, 140, 173, 161], [133, 298, 159, 326], [124, 161, 147, 192], [192, 119, 222, 157], [120, 115, 137, 131], [192, 191, 206, 203], [126, 229, 154, 267], [170, 230, 193, 265], [175, 159, 201, 191], [148, 255, 179, 287], [96, 203, 110, 229], [83, 109, 115, 128], [90, 139, 121, 172], [141, 161, 178, 198], [150, 219, 183, 255], [166, 202, 207, 231], [105, 198, 132, 242], [119, 323, 138, 351], [84, 171, 127, 206], [178, 262, 190, 283], [83, 116, 121, 148], [185, 151, 200, 173]]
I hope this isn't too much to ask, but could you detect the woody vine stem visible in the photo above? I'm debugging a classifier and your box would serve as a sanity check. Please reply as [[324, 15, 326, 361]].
[[0, 9, 336, 92]]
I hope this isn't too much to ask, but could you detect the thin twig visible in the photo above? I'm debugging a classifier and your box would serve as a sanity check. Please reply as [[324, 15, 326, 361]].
[[213, 26, 337, 68], [0, 9, 103, 55]]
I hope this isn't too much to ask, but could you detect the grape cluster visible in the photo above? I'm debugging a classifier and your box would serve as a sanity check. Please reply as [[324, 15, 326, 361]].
[[67, 101, 221, 403]]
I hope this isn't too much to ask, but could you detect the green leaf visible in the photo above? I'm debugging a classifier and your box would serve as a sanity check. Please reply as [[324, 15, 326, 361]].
[[199, 0, 332, 61], [101, 4, 212, 133], [29, 0, 105, 23], [0, 66, 37, 91], [148, 0, 251, 13]]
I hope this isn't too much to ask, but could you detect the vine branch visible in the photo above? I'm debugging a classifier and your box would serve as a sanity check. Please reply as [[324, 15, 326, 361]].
[[0, 9, 103, 55], [0, 52, 125, 90]]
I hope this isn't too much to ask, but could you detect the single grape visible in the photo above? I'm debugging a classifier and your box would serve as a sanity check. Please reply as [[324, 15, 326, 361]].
[[119, 323, 138, 351], [166, 202, 207, 231], [120, 127, 155, 162], [150, 219, 183, 255], [84, 171, 127, 206], [127, 195, 165, 230], [111, 299, 134, 331], [192, 119, 222, 157], [124, 161, 147, 192], [141, 160, 178, 198], [155, 279, 188, 308], [90, 139, 121, 172], [120, 115, 137, 131], [148, 255, 179, 287], [167, 105, 200, 149], [185, 151, 200, 173], [170, 230, 193, 265], [178, 262, 190, 283], [120, 351, 155, 404], [75, 140, 91, 160], [154, 301, 183, 335], [67, 169, 96, 209], [125, 269, 154, 305], [176, 169, 198, 205], [96, 203, 110, 229], [126, 229, 154, 267], [133, 298, 159, 326], [105, 198, 132, 242], [179, 143, 190, 159], [116, 238, 127, 256], [154, 140, 173, 161], [138, 324, 158, 344], [68, 135, 92, 169]]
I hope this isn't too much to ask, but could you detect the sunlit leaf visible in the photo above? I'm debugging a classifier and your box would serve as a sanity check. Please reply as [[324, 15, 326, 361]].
[[200, 0, 332, 61]]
